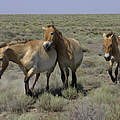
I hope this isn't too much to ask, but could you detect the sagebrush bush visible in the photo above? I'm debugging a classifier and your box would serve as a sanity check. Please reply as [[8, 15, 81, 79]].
[[37, 92, 67, 112], [0, 89, 34, 114], [62, 88, 82, 100]]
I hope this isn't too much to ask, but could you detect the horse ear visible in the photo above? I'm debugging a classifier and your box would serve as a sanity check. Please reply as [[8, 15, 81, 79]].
[[42, 27, 48, 30], [110, 34, 114, 39], [103, 33, 107, 39]]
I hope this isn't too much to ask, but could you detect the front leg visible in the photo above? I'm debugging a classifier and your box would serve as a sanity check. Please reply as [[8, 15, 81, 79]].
[[24, 67, 35, 96], [46, 72, 51, 91], [108, 59, 115, 83], [31, 73, 40, 91], [115, 63, 119, 84]]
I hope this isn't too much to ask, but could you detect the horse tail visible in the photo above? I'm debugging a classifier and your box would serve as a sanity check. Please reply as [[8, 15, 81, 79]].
[[0, 42, 9, 60], [0, 42, 8, 48]]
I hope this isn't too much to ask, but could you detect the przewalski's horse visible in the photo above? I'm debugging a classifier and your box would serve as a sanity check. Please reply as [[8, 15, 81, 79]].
[[0, 39, 57, 96], [103, 32, 120, 83], [42, 25, 83, 89]]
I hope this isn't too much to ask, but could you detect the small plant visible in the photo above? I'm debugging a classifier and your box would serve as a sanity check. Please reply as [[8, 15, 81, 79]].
[[62, 88, 81, 100], [0, 89, 34, 114], [37, 92, 67, 112]]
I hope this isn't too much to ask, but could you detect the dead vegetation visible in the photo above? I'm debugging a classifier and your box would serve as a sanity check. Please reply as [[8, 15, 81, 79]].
[[0, 14, 120, 120]]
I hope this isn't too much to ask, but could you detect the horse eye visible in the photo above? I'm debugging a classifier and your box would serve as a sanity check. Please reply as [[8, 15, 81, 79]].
[[50, 32, 54, 36]]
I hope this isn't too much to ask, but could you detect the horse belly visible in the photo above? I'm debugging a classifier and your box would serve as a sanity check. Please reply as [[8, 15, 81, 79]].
[[73, 49, 83, 69], [37, 50, 57, 72]]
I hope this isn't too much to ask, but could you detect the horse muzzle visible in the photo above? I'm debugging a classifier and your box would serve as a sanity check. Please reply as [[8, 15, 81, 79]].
[[43, 41, 53, 51], [104, 53, 111, 61], [104, 56, 111, 61]]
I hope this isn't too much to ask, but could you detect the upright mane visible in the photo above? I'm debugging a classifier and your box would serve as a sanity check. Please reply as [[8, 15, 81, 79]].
[[106, 31, 114, 38], [0, 42, 8, 48], [47, 25, 63, 38]]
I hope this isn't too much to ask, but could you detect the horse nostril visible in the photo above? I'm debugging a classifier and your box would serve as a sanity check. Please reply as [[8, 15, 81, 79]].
[[43, 41, 52, 51], [104, 56, 111, 61]]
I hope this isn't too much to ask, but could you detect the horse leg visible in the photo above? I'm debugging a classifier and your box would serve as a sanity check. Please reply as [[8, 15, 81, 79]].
[[108, 59, 115, 83], [24, 76, 31, 96], [115, 63, 119, 84], [72, 71, 77, 88], [60, 68, 69, 87], [66, 68, 69, 80], [63, 68, 69, 88], [60, 68, 65, 86], [24, 68, 35, 96], [46, 72, 51, 91], [31, 73, 40, 91]]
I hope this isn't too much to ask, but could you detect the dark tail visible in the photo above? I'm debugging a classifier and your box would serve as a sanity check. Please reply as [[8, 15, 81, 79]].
[[0, 42, 8, 48]]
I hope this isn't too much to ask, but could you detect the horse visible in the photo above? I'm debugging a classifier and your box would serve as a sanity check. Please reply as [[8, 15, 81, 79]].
[[0, 39, 57, 96], [103, 32, 120, 83], [42, 25, 83, 89]]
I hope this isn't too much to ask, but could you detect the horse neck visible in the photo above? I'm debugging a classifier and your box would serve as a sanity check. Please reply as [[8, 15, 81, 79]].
[[112, 36, 120, 58], [54, 37, 65, 51]]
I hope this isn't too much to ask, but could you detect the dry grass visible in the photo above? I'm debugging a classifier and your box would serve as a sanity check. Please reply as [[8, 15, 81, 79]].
[[0, 88, 34, 114], [0, 14, 120, 119], [37, 92, 67, 112]]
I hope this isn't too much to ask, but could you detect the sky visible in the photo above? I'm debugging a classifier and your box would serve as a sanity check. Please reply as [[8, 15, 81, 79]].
[[0, 0, 120, 14]]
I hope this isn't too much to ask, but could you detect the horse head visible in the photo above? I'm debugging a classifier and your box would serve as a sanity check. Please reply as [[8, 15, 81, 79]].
[[103, 32, 114, 61], [42, 25, 62, 50]]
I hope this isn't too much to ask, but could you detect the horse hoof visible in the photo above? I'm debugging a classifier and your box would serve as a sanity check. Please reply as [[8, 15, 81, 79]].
[[70, 83, 74, 88], [117, 81, 120, 84], [26, 89, 33, 97], [46, 86, 49, 91]]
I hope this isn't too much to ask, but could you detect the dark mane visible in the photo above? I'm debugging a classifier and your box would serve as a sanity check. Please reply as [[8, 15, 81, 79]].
[[106, 32, 114, 38], [47, 24, 63, 38], [55, 29, 63, 38], [47, 25, 55, 28]]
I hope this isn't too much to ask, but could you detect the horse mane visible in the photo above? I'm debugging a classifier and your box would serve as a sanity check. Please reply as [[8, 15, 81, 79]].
[[0, 42, 8, 48], [0, 38, 33, 48], [47, 24, 63, 39], [106, 31, 114, 38]]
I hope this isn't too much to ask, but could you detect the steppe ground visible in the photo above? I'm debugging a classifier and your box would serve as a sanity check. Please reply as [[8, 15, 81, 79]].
[[0, 14, 120, 120]]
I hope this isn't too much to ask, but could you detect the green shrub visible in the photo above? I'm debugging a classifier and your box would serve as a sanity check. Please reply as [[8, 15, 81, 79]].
[[62, 88, 82, 100], [0, 89, 34, 114], [37, 93, 67, 112]]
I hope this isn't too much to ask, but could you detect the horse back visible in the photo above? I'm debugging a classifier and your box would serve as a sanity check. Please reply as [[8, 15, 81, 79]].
[[67, 38, 83, 68]]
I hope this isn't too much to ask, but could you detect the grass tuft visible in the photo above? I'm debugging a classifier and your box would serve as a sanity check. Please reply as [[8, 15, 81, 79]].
[[37, 92, 67, 112]]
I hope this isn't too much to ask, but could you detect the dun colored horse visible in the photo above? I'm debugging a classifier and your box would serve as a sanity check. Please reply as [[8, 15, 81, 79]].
[[0, 40, 57, 96], [42, 25, 83, 88], [103, 32, 120, 83]]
